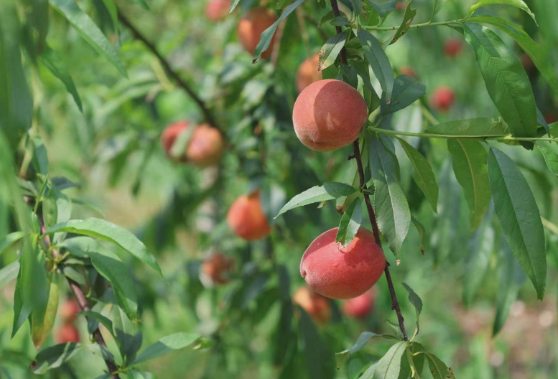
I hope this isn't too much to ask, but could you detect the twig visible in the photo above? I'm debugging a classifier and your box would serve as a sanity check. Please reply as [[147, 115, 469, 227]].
[[38, 217, 120, 378], [328, 0, 408, 341], [117, 12, 220, 130]]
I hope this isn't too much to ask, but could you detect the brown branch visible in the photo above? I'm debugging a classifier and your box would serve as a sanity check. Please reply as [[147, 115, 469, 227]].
[[38, 218, 120, 378], [117, 11, 220, 131], [328, 0, 408, 341]]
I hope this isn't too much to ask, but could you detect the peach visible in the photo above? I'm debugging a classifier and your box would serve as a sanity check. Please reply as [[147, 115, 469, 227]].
[[396, 2, 408, 10], [59, 299, 81, 323], [300, 228, 386, 299], [444, 38, 463, 57], [56, 324, 80, 343], [205, 0, 230, 22], [342, 290, 375, 318], [430, 86, 455, 112], [161, 121, 224, 167], [227, 190, 271, 240], [292, 79, 368, 151], [296, 54, 322, 93], [293, 286, 331, 325], [200, 253, 235, 285], [237, 7, 277, 59], [399, 66, 418, 79]]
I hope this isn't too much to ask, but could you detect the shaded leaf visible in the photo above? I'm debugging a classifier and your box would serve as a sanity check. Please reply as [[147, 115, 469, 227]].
[[318, 31, 348, 71], [39, 46, 82, 111], [358, 29, 394, 100], [335, 198, 362, 246], [33, 343, 84, 374], [276, 183, 356, 218], [133, 332, 201, 365]]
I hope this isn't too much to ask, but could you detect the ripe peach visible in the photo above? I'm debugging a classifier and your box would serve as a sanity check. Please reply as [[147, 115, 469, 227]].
[[296, 54, 322, 93], [399, 66, 418, 79], [292, 79, 368, 151], [205, 0, 230, 22], [237, 7, 277, 59], [444, 38, 463, 57], [300, 228, 386, 299], [200, 253, 235, 285], [56, 324, 80, 343], [161, 121, 224, 167], [227, 190, 271, 241], [59, 299, 81, 323], [293, 286, 331, 325], [342, 290, 375, 318], [430, 86, 455, 112]]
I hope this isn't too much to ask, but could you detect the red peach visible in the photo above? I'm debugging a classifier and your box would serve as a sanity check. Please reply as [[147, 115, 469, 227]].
[[200, 253, 235, 285], [444, 38, 463, 57], [59, 299, 81, 323], [161, 121, 224, 167], [237, 7, 278, 59], [227, 190, 271, 241], [56, 324, 80, 343], [399, 66, 418, 79], [342, 290, 375, 318], [293, 286, 331, 325], [205, 0, 231, 22], [545, 112, 558, 124], [296, 54, 322, 93], [430, 86, 455, 112], [292, 79, 368, 151], [300, 228, 386, 299]]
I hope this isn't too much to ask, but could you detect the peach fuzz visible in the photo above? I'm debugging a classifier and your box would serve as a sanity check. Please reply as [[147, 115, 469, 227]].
[[237, 7, 277, 59], [296, 54, 322, 93], [300, 227, 386, 299], [342, 290, 375, 318], [293, 286, 331, 325], [227, 190, 271, 241], [161, 121, 224, 167], [205, 0, 230, 22], [292, 79, 368, 151]]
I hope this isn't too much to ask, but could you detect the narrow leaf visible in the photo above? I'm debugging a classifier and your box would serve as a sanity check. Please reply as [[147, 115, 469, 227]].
[[421, 351, 455, 379], [431, 0, 447, 20], [318, 31, 348, 71], [276, 183, 356, 218], [390, 3, 416, 45], [336, 331, 396, 369], [0, 231, 25, 256], [335, 198, 362, 246], [385, 75, 426, 114], [39, 46, 82, 111], [133, 332, 201, 365], [358, 29, 395, 100], [33, 343, 84, 374], [537, 142, 558, 177], [467, 0, 536, 22], [372, 341, 407, 379], [0, 261, 19, 289], [426, 117, 508, 136]]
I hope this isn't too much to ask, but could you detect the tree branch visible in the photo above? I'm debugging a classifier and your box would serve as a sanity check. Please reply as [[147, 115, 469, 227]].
[[117, 11, 220, 131], [328, 0, 408, 341]]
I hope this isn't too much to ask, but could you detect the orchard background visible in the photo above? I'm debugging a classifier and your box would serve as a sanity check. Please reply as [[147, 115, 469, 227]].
[[1, 0, 558, 378]]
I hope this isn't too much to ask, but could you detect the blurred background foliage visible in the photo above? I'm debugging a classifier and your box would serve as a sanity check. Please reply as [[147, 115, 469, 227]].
[[1, 0, 558, 378]]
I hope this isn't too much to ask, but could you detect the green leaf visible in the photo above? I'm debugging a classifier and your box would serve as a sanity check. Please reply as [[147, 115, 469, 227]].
[[79, 310, 115, 338], [493, 237, 526, 335], [31, 273, 59, 349], [229, 0, 241, 12], [318, 31, 348, 71], [90, 251, 139, 321], [447, 139, 491, 230], [275, 183, 356, 218], [253, 0, 307, 62], [46, 218, 162, 275], [369, 135, 411, 256], [463, 203, 494, 307], [48, 0, 127, 76], [402, 282, 422, 335], [431, 0, 447, 20], [33, 343, 84, 374], [39, 46, 82, 111], [358, 29, 395, 100], [537, 142, 558, 177], [421, 351, 455, 379], [467, 0, 536, 23], [411, 216, 426, 254], [426, 117, 508, 136], [298, 309, 335, 379], [335, 198, 362, 246], [464, 24, 537, 139], [169, 124, 195, 159], [385, 75, 425, 114], [390, 3, 416, 45], [467, 16, 558, 98], [367, 0, 396, 17], [0, 231, 25, 256], [397, 138, 438, 212], [488, 147, 546, 299], [132, 332, 201, 365], [336, 331, 397, 369], [0, 261, 19, 289], [372, 341, 407, 379]]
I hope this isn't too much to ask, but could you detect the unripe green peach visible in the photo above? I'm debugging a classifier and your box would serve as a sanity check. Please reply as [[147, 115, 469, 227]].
[[227, 190, 271, 240], [300, 227, 386, 299], [292, 79, 368, 151], [237, 7, 277, 59]]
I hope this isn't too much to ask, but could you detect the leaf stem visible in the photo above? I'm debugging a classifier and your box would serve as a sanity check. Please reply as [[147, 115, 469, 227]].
[[362, 19, 464, 31], [368, 126, 558, 142]]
